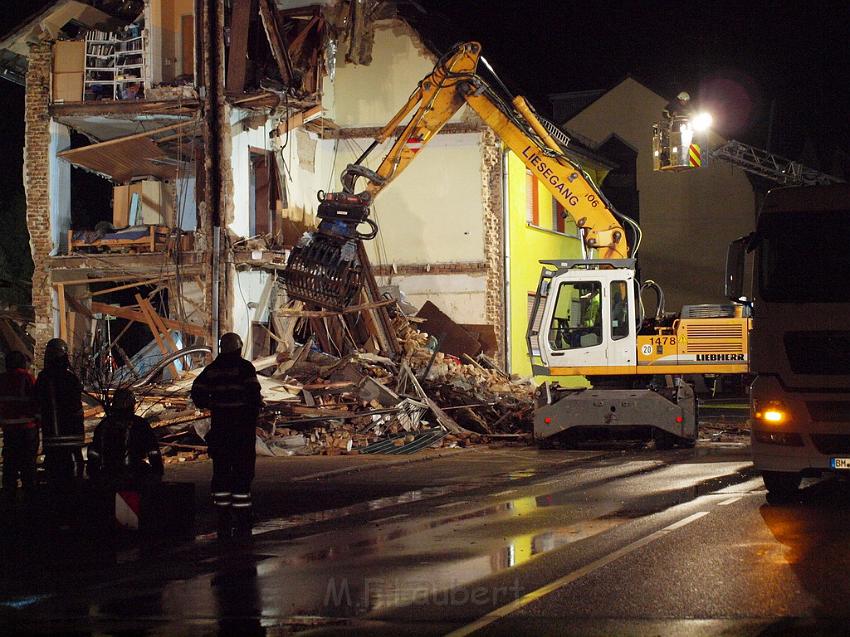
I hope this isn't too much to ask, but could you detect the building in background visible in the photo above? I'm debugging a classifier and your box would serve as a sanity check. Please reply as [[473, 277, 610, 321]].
[[553, 78, 757, 315]]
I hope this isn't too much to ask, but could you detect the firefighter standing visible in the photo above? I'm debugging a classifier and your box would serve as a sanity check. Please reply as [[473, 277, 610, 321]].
[[190, 333, 262, 540], [663, 91, 692, 120], [34, 338, 85, 489], [87, 388, 164, 487], [0, 351, 39, 501]]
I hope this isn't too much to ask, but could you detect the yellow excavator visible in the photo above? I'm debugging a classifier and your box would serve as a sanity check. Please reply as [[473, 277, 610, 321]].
[[285, 42, 749, 447]]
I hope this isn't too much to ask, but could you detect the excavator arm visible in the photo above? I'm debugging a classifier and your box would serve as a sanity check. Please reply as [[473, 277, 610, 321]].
[[285, 42, 634, 310]]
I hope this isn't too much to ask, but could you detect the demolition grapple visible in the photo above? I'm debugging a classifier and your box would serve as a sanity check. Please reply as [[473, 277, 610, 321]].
[[283, 190, 379, 312]]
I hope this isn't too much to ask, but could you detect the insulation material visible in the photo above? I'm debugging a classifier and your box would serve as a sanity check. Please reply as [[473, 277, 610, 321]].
[[295, 128, 317, 172], [113, 332, 186, 383]]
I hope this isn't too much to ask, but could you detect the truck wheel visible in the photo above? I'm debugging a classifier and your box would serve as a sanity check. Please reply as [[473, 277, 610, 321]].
[[762, 471, 801, 500]]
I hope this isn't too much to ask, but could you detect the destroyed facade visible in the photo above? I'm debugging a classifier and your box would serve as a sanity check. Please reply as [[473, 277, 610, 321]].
[[0, 0, 759, 383]]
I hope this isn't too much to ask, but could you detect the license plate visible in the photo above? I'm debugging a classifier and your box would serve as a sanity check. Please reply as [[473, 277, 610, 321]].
[[831, 457, 850, 469]]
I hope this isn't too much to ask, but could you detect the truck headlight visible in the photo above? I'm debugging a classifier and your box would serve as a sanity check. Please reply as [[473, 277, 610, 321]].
[[754, 400, 787, 425]]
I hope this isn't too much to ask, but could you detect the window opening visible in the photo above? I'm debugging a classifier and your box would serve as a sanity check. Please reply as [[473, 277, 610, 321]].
[[547, 281, 603, 350]]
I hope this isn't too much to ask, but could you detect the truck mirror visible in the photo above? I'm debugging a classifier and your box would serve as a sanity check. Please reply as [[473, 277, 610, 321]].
[[725, 236, 748, 303]]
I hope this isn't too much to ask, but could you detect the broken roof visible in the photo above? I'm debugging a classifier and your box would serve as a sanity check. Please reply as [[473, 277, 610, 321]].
[[0, 0, 118, 84]]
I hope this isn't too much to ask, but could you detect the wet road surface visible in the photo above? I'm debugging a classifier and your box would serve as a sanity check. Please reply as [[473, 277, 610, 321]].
[[3, 443, 849, 635]]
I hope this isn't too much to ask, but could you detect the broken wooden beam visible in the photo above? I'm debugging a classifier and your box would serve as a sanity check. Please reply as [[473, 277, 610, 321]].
[[135, 294, 180, 381], [90, 302, 206, 337], [258, 0, 294, 84], [225, 0, 252, 94]]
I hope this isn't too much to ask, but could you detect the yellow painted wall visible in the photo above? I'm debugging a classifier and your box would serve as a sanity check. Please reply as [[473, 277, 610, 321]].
[[507, 150, 583, 379]]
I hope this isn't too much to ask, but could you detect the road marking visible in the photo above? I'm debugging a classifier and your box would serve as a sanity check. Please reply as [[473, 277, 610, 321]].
[[491, 489, 517, 497], [371, 513, 408, 524], [445, 511, 710, 637], [434, 501, 467, 509], [717, 496, 742, 506]]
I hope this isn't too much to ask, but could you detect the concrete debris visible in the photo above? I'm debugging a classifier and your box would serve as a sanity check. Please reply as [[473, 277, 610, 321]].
[[128, 302, 534, 461]]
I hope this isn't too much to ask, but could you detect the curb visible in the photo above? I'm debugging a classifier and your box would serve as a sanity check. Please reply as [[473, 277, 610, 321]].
[[291, 447, 470, 482]]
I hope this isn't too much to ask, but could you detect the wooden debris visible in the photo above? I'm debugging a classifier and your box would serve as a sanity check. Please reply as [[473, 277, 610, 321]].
[[151, 295, 533, 462]]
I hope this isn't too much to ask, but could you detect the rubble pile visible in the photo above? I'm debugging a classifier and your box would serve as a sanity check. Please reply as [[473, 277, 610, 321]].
[[111, 311, 534, 460], [394, 315, 534, 436]]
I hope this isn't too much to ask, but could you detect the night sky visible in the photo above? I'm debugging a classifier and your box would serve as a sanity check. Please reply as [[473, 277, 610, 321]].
[[412, 0, 850, 170], [0, 0, 849, 199]]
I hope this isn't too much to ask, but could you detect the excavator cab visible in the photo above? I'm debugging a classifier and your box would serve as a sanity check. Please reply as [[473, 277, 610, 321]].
[[527, 260, 639, 376], [652, 115, 702, 172]]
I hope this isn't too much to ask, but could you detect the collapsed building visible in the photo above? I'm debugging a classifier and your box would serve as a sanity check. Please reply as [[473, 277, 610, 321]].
[[0, 0, 628, 386], [0, 1, 757, 426], [2, 0, 330, 374], [0, 0, 555, 455]]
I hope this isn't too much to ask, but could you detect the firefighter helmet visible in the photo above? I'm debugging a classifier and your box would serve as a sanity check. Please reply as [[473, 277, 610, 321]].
[[111, 388, 136, 413], [5, 350, 28, 370], [219, 332, 243, 355], [44, 338, 69, 363]]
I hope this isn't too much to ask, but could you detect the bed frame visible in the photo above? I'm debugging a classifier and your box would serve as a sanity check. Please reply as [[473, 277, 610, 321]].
[[67, 225, 169, 254]]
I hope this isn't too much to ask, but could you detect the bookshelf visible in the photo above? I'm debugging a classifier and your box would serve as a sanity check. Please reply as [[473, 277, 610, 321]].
[[84, 27, 146, 100]]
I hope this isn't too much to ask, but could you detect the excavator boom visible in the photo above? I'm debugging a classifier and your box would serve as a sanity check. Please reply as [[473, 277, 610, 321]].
[[284, 42, 632, 310], [282, 42, 749, 449]]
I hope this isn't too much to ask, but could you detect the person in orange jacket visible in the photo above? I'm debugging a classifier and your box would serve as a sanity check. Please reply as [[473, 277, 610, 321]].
[[0, 351, 39, 501]]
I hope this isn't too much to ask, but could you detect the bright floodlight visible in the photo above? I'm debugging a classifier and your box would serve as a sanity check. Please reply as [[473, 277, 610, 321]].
[[692, 112, 713, 132]]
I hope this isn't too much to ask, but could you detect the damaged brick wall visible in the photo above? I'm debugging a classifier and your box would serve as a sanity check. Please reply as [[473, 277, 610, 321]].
[[480, 128, 506, 368], [23, 42, 54, 367], [372, 263, 487, 277]]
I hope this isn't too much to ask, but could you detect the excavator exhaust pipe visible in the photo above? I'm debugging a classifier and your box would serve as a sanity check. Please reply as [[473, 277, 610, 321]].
[[283, 193, 378, 311]]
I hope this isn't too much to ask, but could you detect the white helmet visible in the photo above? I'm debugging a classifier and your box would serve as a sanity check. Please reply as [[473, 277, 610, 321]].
[[677, 91, 691, 102]]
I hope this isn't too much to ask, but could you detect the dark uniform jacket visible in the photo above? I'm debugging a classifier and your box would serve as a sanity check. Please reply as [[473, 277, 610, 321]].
[[88, 412, 164, 481], [190, 352, 263, 449], [0, 368, 38, 430], [34, 359, 85, 450]]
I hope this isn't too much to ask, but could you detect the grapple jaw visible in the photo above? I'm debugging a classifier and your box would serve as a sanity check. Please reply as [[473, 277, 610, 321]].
[[283, 193, 376, 312], [285, 233, 363, 312]]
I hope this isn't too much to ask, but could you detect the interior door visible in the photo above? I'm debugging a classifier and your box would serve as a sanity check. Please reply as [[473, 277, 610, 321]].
[[605, 278, 637, 367], [250, 150, 270, 236], [181, 14, 194, 77]]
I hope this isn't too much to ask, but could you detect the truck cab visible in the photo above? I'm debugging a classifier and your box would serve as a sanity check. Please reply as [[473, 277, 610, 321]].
[[726, 183, 850, 498], [533, 261, 638, 375]]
